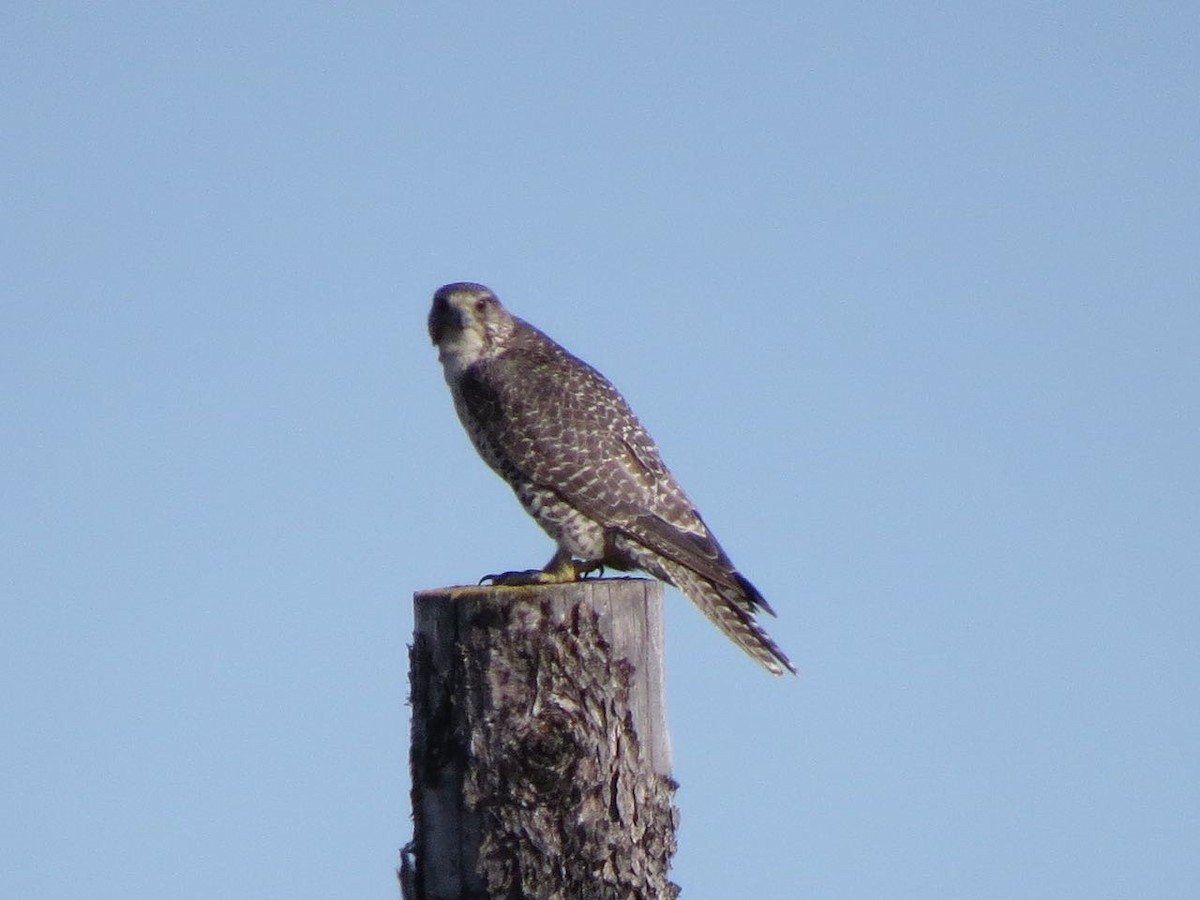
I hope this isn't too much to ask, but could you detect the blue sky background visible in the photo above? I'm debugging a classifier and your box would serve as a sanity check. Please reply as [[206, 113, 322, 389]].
[[3, 3, 1197, 898]]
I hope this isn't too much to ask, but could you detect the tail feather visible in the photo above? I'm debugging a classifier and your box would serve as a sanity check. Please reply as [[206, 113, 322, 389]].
[[654, 559, 796, 676]]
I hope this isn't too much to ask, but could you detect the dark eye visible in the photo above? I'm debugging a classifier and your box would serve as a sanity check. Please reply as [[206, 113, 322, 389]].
[[474, 297, 489, 313]]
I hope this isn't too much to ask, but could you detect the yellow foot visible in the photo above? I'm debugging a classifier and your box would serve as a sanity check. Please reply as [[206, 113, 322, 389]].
[[480, 558, 604, 586]]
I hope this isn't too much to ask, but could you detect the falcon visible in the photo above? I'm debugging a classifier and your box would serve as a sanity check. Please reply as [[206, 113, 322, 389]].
[[428, 282, 795, 676]]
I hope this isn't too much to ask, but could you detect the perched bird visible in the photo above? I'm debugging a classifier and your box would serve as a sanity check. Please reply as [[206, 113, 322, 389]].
[[428, 282, 795, 676]]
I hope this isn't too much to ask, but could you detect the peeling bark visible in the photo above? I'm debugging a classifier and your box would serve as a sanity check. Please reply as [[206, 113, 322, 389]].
[[406, 580, 679, 900]]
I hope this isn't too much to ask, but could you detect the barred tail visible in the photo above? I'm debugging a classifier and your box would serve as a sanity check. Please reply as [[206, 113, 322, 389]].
[[654, 560, 796, 676]]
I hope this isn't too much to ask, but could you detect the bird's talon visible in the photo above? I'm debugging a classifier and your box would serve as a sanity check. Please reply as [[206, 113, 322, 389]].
[[480, 568, 541, 586], [577, 562, 605, 580]]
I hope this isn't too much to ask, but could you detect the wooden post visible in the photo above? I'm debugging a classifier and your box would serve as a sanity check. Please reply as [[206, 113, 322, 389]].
[[402, 579, 679, 900]]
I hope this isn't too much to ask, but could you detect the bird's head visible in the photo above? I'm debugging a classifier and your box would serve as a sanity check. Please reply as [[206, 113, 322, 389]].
[[428, 282, 515, 375]]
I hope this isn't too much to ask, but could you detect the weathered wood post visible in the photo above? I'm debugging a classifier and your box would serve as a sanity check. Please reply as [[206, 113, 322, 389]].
[[402, 579, 679, 900]]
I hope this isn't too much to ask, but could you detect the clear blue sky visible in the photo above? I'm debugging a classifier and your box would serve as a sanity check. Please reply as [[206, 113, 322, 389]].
[[3, 3, 1197, 898]]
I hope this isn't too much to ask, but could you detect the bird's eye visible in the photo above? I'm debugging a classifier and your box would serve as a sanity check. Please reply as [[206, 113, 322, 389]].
[[474, 297, 489, 313]]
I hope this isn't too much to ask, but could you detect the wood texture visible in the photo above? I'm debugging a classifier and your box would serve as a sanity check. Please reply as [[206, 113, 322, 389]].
[[404, 579, 679, 900]]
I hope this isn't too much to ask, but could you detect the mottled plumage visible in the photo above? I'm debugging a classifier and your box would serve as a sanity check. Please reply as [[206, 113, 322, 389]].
[[428, 282, 795, 676]]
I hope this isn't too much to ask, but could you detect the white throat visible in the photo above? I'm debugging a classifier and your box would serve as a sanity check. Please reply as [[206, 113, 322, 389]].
[[437, 327, 487, 382]]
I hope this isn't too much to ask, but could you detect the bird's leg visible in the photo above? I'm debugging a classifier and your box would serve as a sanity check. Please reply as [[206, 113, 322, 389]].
[[575, 560, 605, 579], [481, 548, 603, 586]]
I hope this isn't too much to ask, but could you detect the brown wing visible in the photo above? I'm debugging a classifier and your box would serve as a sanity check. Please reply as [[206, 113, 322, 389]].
[[459, 336, 766, 611]]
